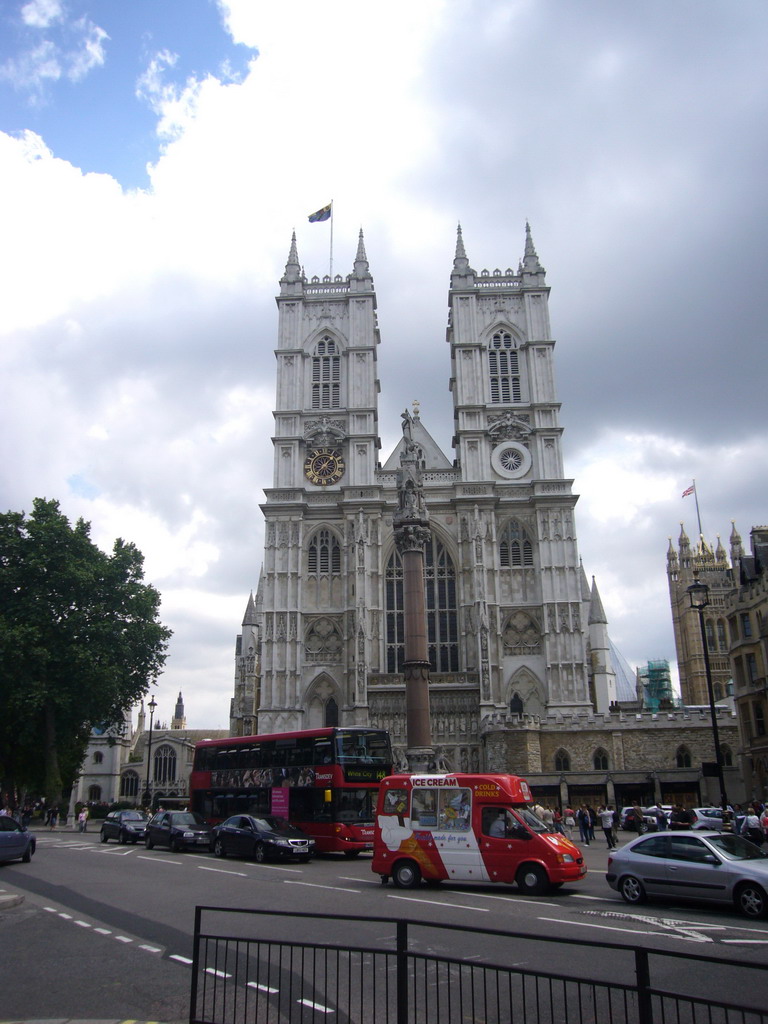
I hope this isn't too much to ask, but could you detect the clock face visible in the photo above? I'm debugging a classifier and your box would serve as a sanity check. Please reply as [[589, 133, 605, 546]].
[[304, 447, 345, 486]]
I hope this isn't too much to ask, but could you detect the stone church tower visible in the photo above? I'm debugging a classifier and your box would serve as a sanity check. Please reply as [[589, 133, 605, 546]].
[[232, 225, 617, 771]]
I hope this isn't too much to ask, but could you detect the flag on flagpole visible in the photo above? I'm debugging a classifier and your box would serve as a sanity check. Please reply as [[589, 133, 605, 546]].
[[308, 203, 332, 223], [682, 484, 695, 498]]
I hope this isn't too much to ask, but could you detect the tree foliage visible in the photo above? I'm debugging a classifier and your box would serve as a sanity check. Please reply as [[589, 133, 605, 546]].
[[0, 498, 172, 802]]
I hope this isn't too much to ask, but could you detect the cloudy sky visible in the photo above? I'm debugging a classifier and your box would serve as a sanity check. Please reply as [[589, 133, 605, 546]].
[[1, 0, 766, 730]]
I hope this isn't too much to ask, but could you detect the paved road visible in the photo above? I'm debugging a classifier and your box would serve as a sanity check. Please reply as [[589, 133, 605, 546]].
[[1, 826, 766, 1022]]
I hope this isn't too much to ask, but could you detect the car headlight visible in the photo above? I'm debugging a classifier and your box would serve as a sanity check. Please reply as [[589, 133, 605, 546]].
[[558, 854, 575, 864], [275, 839, 292, 847]]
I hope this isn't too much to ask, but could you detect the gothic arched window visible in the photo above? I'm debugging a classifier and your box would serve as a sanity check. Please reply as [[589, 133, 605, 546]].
[[311, 335, 340, 409], [88, 785, 101, 802], [509, 693, 524, 715], [93, 751, 104, 764], [676, 745, 692, 769], [593, 749, 609, 771], [325, 697, 339, 727], [499, 519, 534, 568], [121, 770, 139, 798], [554, 749, 570, 773], [717, 619, 727, 652], [720, 744, 733, 767], [154, 744, 177, 784], [488, 331, 521, 404], [307, 529, 341, 575], [385, 537, 458, 674], [705, 621, 716, 653]]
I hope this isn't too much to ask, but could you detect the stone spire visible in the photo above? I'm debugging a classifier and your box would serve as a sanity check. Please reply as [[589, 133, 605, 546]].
[[280, 230, 302, 285], [450, 221, 475, 285], [352, 227, 371, 279], [667, 536, 679, 570], [521, 221, 545, 276], [730, 520, 744, 562], [243, 591, 257, 627], [589, 577, 608, 625], [715, 535, 727, 564]]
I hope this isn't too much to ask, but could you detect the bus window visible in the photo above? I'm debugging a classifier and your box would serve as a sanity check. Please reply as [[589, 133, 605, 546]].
[[313, 739, 333, 765], [335, 789, 375, 822]]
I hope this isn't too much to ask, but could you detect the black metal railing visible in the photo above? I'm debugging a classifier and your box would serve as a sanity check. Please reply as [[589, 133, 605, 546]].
[[190, 907, 767, 1024]]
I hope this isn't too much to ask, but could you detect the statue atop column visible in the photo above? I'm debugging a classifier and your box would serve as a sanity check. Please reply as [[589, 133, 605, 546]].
[[392, 408, 433, 770]]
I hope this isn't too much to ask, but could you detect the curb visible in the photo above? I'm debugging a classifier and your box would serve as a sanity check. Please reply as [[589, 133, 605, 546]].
[[0, 893, 25, 909]]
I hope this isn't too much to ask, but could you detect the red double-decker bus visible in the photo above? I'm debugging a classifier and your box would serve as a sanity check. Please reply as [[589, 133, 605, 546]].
[[189, 727, 392, 855]]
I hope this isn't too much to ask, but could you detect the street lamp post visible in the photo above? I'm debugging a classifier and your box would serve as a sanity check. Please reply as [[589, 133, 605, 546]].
[[687, 579, 730, 827], [143, 696, 157, 810]]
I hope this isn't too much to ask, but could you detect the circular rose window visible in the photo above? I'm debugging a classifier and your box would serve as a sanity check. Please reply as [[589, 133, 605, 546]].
[[490, 442, 532, 480]]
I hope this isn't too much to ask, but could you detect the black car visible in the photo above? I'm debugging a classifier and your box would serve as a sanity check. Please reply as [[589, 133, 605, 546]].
[[144, 810, 212, 852], [211, 815, 315, 863], [100, 810, 149, 844]]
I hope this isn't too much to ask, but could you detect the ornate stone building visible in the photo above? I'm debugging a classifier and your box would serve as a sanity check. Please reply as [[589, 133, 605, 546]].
[[230, 226, 742, 809], [723, 526, 768, 801]]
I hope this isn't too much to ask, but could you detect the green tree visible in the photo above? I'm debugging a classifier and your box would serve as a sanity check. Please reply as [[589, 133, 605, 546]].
[[0, 498, 172, 804]]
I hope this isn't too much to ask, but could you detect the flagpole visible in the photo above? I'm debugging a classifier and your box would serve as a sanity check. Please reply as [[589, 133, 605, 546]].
[[692, 479, 703, 539], [329, 200, 334, 278]]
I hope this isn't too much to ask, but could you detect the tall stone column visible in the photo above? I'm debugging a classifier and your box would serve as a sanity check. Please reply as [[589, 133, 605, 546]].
[[394, 410, 433, 772]]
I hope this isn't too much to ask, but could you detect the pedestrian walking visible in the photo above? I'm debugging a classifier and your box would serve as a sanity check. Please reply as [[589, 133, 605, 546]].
[[577, 805, 590, 845], [599, 805, 617, 848]]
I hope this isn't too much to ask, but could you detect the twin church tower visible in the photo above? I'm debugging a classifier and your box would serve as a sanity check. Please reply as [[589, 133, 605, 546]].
[[231, 225, 618, 772]]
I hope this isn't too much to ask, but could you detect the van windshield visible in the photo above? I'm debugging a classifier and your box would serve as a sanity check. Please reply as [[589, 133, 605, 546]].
[[514, 807, 553, 833]]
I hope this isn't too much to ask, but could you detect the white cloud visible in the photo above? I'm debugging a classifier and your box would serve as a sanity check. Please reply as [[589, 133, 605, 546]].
[[21, 0, 62, 29]]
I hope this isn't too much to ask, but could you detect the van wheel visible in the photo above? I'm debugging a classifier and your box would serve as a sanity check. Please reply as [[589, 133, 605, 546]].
[[392, 860, 421, 889], [516, 864, 549, 896]]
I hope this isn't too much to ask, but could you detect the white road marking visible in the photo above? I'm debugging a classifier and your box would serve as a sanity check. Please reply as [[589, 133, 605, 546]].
[[721, 938, 768, 944], [94, 928, 112, 935], [248, 982, 279, 994], [170, 955, 194, 965], [571, 894, 609, 900], [198, 866, 248, 877], [338, 876, 366, 883], [205, 968, 232, 979], [285, 881, 360, 893], [387, 895, 489, 912], [115, 935, 133, 943], [74, 920, 91, 928], [43, 907, 57, 913], [472, 892, 558, 907], [137, 855, 183, 865], [246, 863, 303, 873], [539, 917, 665, 938], [299, 998, 334, 1013], [58, 913, 72, 919], [140, 944, 162, 953]]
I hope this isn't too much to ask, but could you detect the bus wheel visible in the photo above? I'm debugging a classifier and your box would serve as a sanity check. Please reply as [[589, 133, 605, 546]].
[[392, 860, 421, 889], [516, 863, 549, 896], [343, 849, 361, 858]]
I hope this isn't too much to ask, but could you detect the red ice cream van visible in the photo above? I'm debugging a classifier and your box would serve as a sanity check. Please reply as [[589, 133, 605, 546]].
[[372, 772, 586, 895]]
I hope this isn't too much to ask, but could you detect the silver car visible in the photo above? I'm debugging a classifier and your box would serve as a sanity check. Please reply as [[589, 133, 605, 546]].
[[0, 816, 35, 863], [606, 830, 768, 918]]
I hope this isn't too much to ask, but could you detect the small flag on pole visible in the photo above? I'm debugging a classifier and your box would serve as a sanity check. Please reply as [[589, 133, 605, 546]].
[[682, 484, 695, 498], [308, 203, 332, 223]]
